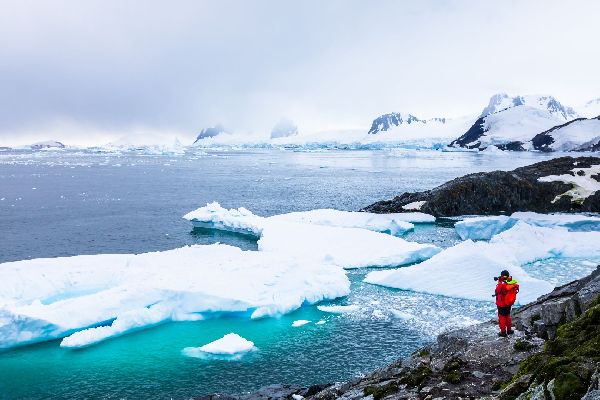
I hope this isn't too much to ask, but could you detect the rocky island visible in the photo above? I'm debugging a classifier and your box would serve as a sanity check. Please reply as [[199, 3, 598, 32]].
[[363, 157, 600, 217]]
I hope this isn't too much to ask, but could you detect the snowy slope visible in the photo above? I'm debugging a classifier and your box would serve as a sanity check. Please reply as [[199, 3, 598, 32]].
[[451, 105, 564, 150], [576, 98, 600, 119], [531, 116, 600, 152]]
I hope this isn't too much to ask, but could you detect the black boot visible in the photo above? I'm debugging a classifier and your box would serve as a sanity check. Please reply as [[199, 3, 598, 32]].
[[498, 331, 507, 337], [507, 329, 515, 335]]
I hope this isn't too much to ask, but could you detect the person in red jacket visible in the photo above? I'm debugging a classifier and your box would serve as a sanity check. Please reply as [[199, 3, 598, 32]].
[[494, 269, 519, 337]]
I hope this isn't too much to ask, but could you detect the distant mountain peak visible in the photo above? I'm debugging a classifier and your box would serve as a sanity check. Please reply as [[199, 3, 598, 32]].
[[368, 112, 446, 135], [480, 93, 578, 121], [271, 119, 298, 139], [194, 124, 227, 143]]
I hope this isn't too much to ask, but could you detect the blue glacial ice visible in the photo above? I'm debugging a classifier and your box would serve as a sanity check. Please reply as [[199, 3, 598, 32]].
[[455, 211, 600, 241]]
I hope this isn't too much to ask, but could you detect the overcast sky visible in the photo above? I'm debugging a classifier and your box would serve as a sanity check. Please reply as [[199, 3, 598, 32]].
[[1, 0, 599, 146]]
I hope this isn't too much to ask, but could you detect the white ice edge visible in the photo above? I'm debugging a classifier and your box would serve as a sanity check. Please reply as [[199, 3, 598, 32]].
[[365, 221, 600, 303]]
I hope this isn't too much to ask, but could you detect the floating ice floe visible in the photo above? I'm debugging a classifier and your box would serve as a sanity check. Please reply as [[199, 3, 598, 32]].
[[455, 212, 600, 240], [182, 333, 256, 359], [184, 202, 436, 237], [316, 305, 360, 314], [184, 203, 441, 269], [292, 320, 311, 327], [0, 244, 349, 349], [365, 222, 600, 303]]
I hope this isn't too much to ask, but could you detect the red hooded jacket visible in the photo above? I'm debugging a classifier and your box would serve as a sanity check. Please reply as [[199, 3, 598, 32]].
[[495, 276, 519, 307]]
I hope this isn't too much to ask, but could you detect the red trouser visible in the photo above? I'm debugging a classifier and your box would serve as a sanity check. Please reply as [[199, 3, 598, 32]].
[[497, 306, 512, 333]]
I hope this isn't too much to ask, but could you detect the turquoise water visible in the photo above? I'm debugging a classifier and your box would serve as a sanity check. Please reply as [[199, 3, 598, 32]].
[[2, 149, 591, 399]]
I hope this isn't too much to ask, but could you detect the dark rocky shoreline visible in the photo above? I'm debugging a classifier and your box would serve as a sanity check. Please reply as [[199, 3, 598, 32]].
[[198, 267, 600, 400], [363, 156, 600, 217]]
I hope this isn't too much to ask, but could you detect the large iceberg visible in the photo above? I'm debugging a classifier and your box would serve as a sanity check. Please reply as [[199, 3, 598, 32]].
[[365, 222, 600, 303], [184, 203, 441, 269], [0, 244, 349, 349], [184, 202, 436, 237], [455, 212, 600, 240]]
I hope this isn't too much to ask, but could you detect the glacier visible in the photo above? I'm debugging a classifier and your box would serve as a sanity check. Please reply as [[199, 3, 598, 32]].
[[455, 212, 600, 240], [365, 222, 600, 303], [0, 244, 349, 349]]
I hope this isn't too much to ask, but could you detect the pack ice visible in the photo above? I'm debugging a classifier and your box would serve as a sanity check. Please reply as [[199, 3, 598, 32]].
[[365, 222, 600, 303], [455, 212, 600, 240], [0, 245, 349, 349], [0, 203, 440, 349]]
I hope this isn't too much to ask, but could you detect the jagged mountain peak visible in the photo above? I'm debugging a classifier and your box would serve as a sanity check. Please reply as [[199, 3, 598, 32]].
[[194, 124, 227, 143], [480, 93, 578, 121], [368, 112, 446, 135]]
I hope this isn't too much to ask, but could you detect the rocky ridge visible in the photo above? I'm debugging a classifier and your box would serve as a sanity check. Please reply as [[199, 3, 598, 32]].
[[363, 157, 600, 217]]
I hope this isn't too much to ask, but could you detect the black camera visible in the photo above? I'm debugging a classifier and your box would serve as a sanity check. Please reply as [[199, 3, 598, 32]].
[[493, 276, 499, 281]]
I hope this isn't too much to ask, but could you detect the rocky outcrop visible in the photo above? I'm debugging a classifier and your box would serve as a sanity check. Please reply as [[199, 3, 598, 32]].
[[197, 267, 600, 400], [363, 156, 600, 217], [513, 266, 600, 341], [194, 125, 227, 142], [368, 113, 446, 135]]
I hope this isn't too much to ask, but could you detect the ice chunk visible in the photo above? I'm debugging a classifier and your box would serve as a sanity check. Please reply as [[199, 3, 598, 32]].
[[183, 202, 263, 236], [317, 305, 359, 314], [185, 203, 441, 269], [292, 320, 311, 327], [455, 215, 515, 240], [315, 320, 326, 325], [0, 244, 349, 349], [271, 209, 416, 235], [184, 203, 436, 238], [455, 212, 600, 240], [366, 222, 600, 303], [257, 219, 440, 269], [182, 333, 256, 359]]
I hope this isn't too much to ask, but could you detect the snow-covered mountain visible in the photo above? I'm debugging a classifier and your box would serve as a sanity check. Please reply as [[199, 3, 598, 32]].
[[479, 93, 578, 121], [30, 140, 66, 149], [576, 98, 600, 119], [531, 116, 600, 152], [450, 105, 564, 150], [194, 124, 227, 143], [270, 119, 298, 139], [368, 112, 446, 135]]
